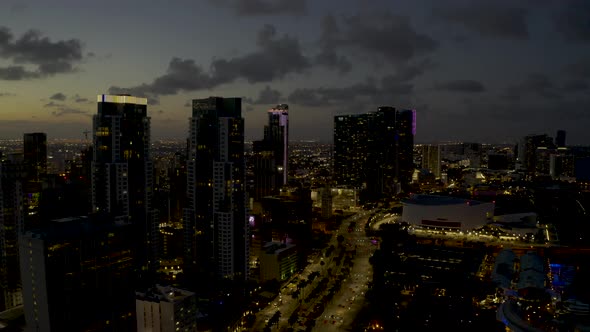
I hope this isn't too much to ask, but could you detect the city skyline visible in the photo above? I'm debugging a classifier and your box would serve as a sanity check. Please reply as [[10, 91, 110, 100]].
[[0, 0, 590, 144]]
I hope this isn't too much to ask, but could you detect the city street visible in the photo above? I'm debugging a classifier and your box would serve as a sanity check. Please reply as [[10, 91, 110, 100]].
[[313, 216, 377, 331], [250, 209, 376, 331]]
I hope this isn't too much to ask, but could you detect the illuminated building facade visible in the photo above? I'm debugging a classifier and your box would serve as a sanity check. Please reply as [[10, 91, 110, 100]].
[[333, 114, 371, 188], [401, 195, 494, 231], [260, 242, 297, 283], [421, 144, 441, 179], [183, 97, 249, 284], [91, 94, 158, 282], [334, 107, 416, 198], [550, 151, 575, 179], [517, 134, 553, 175], [20, 216, 136, 331]]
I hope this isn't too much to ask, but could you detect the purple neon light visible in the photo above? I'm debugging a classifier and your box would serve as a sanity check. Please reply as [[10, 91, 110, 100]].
[[412, 109, 416, 136]]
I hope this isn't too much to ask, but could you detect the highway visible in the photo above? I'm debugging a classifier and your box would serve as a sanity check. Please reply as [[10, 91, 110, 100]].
[[250, 209, 376, 331], [312, 210, 377, 331]]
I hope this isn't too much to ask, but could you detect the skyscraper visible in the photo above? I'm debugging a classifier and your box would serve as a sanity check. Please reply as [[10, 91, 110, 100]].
[[265, 104, 289, 186], [556, 130, 566, 148], [252, 104, 289, 200], [517, 134, 553, 175], [334, 107, 416, 198], [333, 114, 371, 188], [421, 144, 441, 179], [23, 133, 47, 182], [252, 140, 276, 200], [0, 158, 24, 311], [184, 97, 248, 286], [394, 109, 417, 187], [91, 94, 158, 282]]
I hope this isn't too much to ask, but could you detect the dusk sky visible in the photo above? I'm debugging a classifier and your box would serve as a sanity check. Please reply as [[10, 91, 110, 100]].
[[0, 0, 589, 144]]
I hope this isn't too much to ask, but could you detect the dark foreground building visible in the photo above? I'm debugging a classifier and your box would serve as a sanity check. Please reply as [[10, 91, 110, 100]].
[[91, 94, 158, 284], [20, 216, 136, 331]]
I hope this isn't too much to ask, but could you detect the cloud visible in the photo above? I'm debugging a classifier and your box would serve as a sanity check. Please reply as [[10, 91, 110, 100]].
[[393, 59, 436, 82], [49, 92, 66, 101], [210, 24, 310, 83], [247, 86, 282, 105], [314, 15, 352, 73], [564, 58, 590, 79], [184, 101, 191, 107], [324, 81, 379, 99], [0, 26, 86, 80], [0, 65, 38, 80], [43, 100, 89, 117], [521, 73, 562, 99], [318, 12, 438, 66], [51, 107, 87, 117], [9, 3, 27, 14], [435, 80, 486, 93], [314, 49, 352, 74], [0, 92, 15, 97], [43, 101, 62, 108], [212, 0, 306, 16], [110, 25, 311, 103], [380, 76, 414, 95], [562, 79, 588, 92], [287, 88, 329, 107], [435, 3, 529, 40], [554, 0, 590, 42], [109, 58, 214, 104], [287, 76, 412, 107], [73, 94, 90, 103], [502, 73, 562, 100]]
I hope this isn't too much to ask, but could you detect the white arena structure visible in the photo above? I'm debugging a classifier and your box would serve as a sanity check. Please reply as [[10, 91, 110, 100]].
[[401, 195, 495, 231]]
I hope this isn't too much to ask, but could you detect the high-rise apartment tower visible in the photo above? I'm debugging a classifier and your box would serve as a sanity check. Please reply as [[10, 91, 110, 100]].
[[334, 107, 416, 198], [91, 94, 158, 282], [183, 97, 249, 286]]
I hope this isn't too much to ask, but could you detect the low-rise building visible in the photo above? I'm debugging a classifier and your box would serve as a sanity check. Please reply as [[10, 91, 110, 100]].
[[260, 242, 298, 283], [136, 284, 197, 332]]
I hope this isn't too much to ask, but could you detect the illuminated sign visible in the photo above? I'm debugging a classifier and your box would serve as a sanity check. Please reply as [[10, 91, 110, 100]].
[[98, 94, 148, 105], [412, 109, 416, 136]]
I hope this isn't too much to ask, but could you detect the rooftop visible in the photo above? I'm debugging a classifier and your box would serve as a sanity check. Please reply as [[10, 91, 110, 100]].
[[263, 242, 296, 255], [97, 94, 148, 105], [136, 284, 195, 303]]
